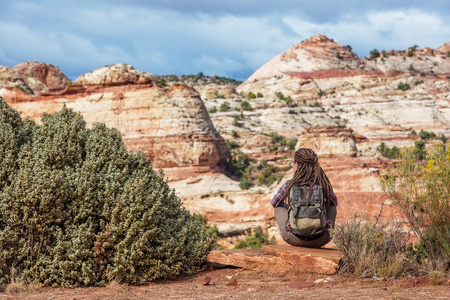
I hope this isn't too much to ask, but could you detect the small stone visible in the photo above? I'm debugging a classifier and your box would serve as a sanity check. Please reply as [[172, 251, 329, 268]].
[[372, 276, 380, 280], [226, 277, 238, 286], [197, 276, 212, 286], [247, 288, 257, 292], [225, 275, 234, 280], [390, 277, 397, 280], [314, 278, 325, 284], [325, 277, 336, 282]]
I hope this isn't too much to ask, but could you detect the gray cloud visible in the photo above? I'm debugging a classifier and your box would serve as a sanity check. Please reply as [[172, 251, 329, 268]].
[[0, 0, 449, 80]]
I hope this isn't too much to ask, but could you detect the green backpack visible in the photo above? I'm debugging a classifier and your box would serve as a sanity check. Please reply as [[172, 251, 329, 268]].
[[288, 185, 327, 238]]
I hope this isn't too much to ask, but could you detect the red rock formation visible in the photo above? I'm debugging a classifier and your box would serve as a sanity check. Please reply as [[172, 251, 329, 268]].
[[3, 64, 227, 169], [207, 245, 342, 275], [13, 61, 69, 92]]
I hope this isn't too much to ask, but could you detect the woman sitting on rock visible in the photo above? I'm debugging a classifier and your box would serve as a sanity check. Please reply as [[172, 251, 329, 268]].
[[271, 148, 338, 248]]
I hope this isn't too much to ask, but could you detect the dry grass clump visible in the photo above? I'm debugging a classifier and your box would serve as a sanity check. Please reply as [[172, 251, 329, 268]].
[[331, 218, 413, 278], [428, 271, 446, 286], [4, 282, 40, 294]]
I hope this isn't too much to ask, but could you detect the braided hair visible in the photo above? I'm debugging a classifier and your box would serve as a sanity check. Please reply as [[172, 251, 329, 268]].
[[282, 148, 333, 208]]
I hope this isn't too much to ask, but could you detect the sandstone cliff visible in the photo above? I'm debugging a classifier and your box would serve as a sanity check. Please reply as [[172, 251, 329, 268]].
[[13, 61, 70, 92], [1, 63, 227, 168]]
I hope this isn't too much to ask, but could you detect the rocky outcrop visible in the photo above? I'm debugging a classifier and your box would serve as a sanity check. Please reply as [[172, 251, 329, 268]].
[[296, 126, 357, 157], [3, 64, 227, 168], [74, 63, 157, 86], [13, 62, 70, 92], [0, 65, 34, 94], [242, 34, 364, 85], [207, 245, 342, 275]]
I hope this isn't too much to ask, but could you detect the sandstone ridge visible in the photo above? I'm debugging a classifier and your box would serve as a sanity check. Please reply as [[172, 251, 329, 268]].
[[1, 63, 227, 168]]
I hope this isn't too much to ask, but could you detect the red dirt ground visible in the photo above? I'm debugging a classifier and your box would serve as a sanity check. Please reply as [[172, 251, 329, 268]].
[[1, 267, 448, 299]]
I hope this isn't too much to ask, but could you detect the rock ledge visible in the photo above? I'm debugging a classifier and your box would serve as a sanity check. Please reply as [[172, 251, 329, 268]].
[[207, 245, 342, 275]]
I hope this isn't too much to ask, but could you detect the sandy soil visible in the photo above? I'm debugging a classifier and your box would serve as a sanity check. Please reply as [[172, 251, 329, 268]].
[[1, 267, 448, 300]]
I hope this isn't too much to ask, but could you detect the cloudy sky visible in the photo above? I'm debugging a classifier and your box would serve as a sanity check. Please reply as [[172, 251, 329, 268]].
[[1, 0, 449, 80]]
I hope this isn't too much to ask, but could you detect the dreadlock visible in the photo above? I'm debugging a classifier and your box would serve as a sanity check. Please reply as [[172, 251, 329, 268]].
[[282, 148, 333, 208]]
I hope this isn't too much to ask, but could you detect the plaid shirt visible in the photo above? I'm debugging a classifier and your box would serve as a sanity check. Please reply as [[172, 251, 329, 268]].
[[272, 180, 338, 232]]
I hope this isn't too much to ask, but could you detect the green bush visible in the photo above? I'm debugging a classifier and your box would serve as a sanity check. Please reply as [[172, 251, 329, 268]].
[[241, 100, 253, 111], [377, 142, 400, 159], [224, 149, 251, 179], [286, 139, 297, 150], [239, 173, 252, 190], [419, 129, 436, 140], [256, 92, 263, 98], [209, 106, 218, 114], [0, 97, 215, 289], [397, 82, 411, 91], [247, 92, 256, 99], [370, 49, 380, 59], [219, 102, 230, 112], [234, 231, 276, 249]]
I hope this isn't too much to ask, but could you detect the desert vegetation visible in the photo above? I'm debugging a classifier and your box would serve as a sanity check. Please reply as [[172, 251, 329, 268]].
[[0, 97, 216, 290], [333, 143, 450, 278], [224, 132, 297, 190], [157, 73, 242, 87]]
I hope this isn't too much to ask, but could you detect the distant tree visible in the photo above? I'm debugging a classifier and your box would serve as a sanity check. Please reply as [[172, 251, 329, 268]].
[[345, 45, 352, 51], [370, 49, 380, 59]]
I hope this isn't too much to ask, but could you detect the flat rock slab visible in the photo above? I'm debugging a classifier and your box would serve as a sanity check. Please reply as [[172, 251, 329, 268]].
[[207, 245, 342, 275]]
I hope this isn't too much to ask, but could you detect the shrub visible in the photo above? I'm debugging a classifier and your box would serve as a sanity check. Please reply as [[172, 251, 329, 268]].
[[241, 100, 253, 111], [225, 149, 251, 179], [380, 145, 450, 271], [287, 139, 297, 150], [257, 165, 279, 186], [377, 142, 400, 159], [219, 102, 230, 112], [346, 45, 352, 51], [275, 92, 285, 101], [239, 173, 252, 190], [413, 80, 424, 86], [397, 82, 411, 91], [0, 97, 216, 289], [419, 129, 436, 140], [225, 140, 239, 150], [209, 106, 218, 114], [335, 52, 342, 59], [370, 49, 380, 59], [234, 231, 276, 249], [247, 92, 256, 99], [215, 94, 225, 99], [256, 92, 263, 98], [331, 218, 411, 277]]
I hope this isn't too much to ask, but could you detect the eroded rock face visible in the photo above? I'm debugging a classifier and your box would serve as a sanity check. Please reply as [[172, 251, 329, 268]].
[[0, 65, 34, 94], [4, 65, 226, 169], [13, 62, 70, 92], [74, 63, 157, 86], [296, 126, 357, 157]]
